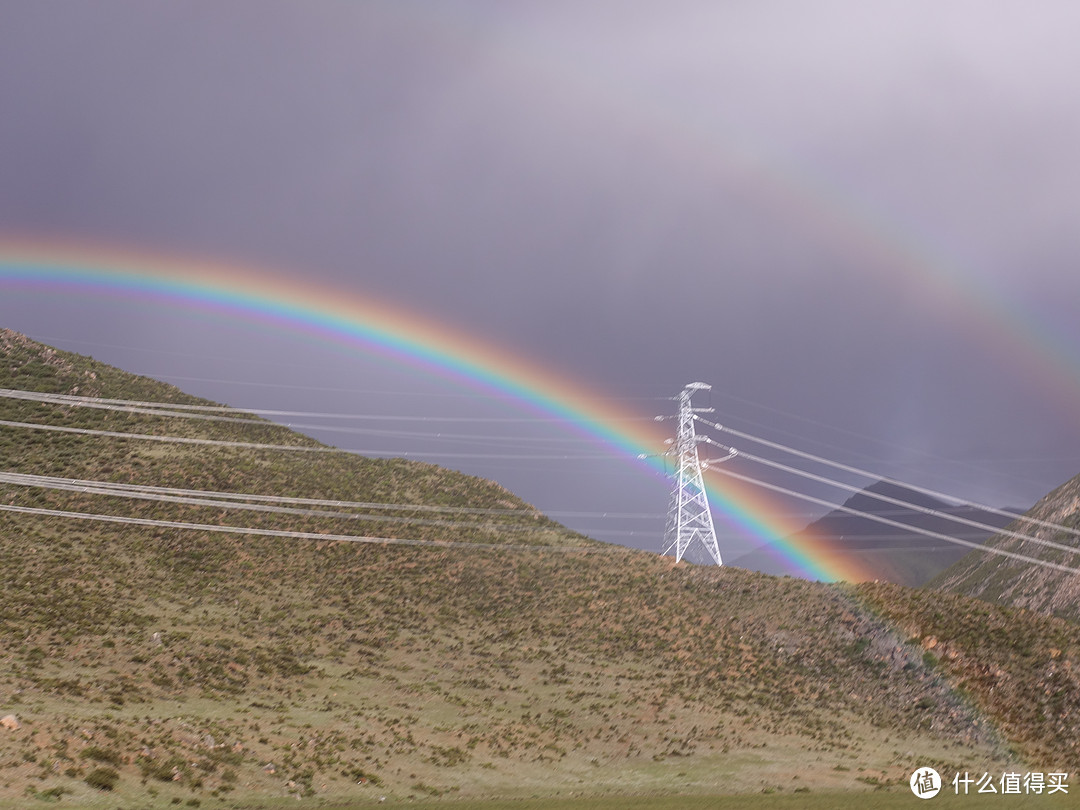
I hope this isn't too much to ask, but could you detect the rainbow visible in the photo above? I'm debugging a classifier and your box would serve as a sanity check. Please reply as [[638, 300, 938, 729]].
[[0, 238, 873, 581], [391, 8, 1080, 425]]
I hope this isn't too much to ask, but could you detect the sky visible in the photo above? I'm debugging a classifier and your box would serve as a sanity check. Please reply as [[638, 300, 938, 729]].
[[2, 2, 1079, 572]]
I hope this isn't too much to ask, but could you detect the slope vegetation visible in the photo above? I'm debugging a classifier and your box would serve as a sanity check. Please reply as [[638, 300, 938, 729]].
[[0, 330, 1070, 807], [931, 471, 1080, 622]]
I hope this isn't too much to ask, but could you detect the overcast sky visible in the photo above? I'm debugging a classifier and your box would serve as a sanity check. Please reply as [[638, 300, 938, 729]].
[[2, 2, 1079, 567]]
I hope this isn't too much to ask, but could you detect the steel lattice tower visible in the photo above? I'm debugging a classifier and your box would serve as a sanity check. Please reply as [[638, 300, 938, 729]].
[[662, 382, 724, 566]]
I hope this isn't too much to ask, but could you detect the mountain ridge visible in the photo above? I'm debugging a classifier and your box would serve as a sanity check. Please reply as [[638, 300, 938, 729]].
[[931, 468, 1080, 622], [734, 479, 1019, 586]]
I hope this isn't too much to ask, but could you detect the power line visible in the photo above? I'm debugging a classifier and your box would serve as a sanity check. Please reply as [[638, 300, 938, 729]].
[[654, 386, 1075, 573], [694, 415, 1080, 540], [5, 384, 1077, 578], [0, 387, 655, 423], [0, 418, 339, 453], [0, 502, 620, 555], [0, 419, 624, 461], [152, 373, 668, 402], [0, 473, 553, 534], [0, 387, 636, 449], [0, 472, 533, 513], [0, 470, 666, 521], [708, 465, 1080, 576], [711, 391, 1056, 496], [5, 398, 1071, 543], [5, 390, 1072, 543], [13, 385, 1067, 535], [718, 444, 1080, 559]]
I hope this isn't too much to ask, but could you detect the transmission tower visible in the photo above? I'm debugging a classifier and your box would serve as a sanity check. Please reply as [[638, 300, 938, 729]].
[[662, 382, 726, 566]]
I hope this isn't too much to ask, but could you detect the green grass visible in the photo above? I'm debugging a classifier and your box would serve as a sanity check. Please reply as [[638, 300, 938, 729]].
[[855, 580, 1080, 770], [408, 794, 1074, 810], [0, 329, 1078, 806], [2, 790, 1070, 810]]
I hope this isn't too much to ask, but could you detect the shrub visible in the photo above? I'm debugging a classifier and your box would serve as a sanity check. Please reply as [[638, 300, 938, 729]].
[[79, 745, 122, 766], [84, 767, 120, 791]]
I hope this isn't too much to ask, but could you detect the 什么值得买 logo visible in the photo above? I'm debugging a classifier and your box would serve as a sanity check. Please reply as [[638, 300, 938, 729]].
[[910, 767, 941, 799]]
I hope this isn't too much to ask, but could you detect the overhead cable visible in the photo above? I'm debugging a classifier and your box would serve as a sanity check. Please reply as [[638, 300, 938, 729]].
[[694, 415, 1080, 539], [0, 388, 622, 448], [0, 419, 623, 461], [0, 471, 536, 514], [0, 473, 551, 534], [708, 466, 1080, 576], [0, 502, 618, 555], [0, 470, 666, 521], [0, 387, 655, 423], [717, 443, 1080, 558]]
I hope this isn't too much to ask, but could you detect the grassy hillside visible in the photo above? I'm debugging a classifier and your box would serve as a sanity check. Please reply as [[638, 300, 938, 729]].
[[0, 330, 1074, 808], [931, 471, 1080, 622], [855, 581, 1080, 771], [0, 329, 571, 541]]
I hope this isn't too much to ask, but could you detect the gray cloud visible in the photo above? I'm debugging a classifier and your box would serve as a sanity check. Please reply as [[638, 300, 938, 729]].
[[2, 1, 1079, 562]]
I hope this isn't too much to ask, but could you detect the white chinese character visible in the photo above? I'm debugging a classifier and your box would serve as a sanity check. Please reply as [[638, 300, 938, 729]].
[[977, 772, 998, 793], [952, 772, 974, 795], [1026, 772, 1045, 794], [1001, 772, 1022, 794], [1048, 772, 1069, 795]]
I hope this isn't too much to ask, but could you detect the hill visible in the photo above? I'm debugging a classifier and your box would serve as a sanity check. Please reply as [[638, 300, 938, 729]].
[[0, 329, 1077, 808], [734, 481, 1018, 586], [931, 469, 1080, 622]]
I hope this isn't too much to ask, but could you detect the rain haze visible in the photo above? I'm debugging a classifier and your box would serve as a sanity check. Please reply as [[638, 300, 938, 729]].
[[2, 2, 1079, 573]]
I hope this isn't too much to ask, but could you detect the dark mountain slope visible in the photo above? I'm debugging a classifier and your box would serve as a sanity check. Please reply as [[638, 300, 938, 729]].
[[931, 469, 1080, 622], [734, 480, 1017, 586]]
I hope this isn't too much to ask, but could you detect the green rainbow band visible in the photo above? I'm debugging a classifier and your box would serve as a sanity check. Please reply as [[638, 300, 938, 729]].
[[0, 242, 857, 581]]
